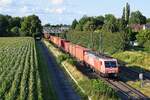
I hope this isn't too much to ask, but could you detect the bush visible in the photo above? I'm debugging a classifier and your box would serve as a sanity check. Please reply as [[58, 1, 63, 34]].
[[144, 40, 150, 52], [66, 58, 76, 65], [58, 54, 69, 63], [91, 79, 117, 97], [136, 30, 150, 51]]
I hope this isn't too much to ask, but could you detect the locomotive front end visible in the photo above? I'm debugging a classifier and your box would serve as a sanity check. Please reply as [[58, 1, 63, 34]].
[[104, 59, 119, 78]]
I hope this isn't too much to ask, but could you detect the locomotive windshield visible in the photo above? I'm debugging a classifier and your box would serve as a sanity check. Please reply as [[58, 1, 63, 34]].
[[105, 61, 117, 68]]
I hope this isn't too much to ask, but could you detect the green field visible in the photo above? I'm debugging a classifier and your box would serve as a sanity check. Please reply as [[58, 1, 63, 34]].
[[0, 37, 56, 100]]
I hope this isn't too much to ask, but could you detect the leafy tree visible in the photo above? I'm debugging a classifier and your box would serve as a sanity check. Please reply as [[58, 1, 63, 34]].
[[146, 18, 150, 23], [101, 31, 128, 53], [77, 15, 92, 30], [71, 19, 78, 29], [10, 17, 22, 28], [79, 15, 90, 25], [127, 28, 137, 41], [94, 16, 104, 29], [102, 14, 118, 32], [116, 19, 126, 32], [129, 11, 146, 24], [7, 17, 22, 34], [121, 7, 127, 27], [10, 26, 19, 36], [20, 15, 42, 37], [83, 21, 96, 31], [44, 23, 51, 27], [122, 7, 125, 21], [75, 15, 104, 31], [136, 30, 150, 47], [0, 14, 9, 36], [144, 40, 150, 51], [66, 30, 127, 54], [125, 2, 130, 23], [75, 23, 83, 31]]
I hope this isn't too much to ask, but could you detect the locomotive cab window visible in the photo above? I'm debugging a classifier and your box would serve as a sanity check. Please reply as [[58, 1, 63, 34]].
[[105, 61, 117, 68]]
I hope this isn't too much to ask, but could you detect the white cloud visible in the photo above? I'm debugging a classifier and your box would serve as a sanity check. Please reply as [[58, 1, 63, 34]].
[[0, 0, 12, 6], [19, 6, 34, 16], [49, 7, 65, 14], [50, 0, 64, 5], [20, 6, 29, 13]]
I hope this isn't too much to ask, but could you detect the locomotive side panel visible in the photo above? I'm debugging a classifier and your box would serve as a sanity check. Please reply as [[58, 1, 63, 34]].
[[84, 52, 104, 73]]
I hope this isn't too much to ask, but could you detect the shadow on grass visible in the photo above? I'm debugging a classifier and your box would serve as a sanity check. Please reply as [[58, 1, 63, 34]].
[[116, 59, 150, 83]]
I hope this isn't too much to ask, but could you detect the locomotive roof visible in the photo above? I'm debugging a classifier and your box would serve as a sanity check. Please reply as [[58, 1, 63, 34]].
[[86, 50, 113, 59]]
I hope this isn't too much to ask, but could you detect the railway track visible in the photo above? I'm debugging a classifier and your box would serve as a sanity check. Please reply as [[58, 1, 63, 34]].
[[76, 64, 149, 100], [96, 74, 149, 100]]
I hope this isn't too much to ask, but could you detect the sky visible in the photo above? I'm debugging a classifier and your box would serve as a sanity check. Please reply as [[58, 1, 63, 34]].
[[0, 0, 149, 25]]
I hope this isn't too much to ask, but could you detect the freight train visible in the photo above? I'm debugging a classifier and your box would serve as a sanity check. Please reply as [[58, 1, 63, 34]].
[[44, 33, 119, 78]]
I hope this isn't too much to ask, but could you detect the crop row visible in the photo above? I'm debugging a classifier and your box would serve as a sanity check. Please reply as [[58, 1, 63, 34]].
[[0, 37, 43, 100]]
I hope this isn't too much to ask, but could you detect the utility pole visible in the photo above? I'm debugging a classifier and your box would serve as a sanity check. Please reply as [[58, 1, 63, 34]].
[[64, 30, 67, 40], [91, 31, 94, 49], [90, 25, 94, 50], [99, 32, 103, 53]]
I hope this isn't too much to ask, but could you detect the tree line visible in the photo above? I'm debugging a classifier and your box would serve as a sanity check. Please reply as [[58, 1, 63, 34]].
[[68, 3, 150, 53], [0, 14, 42, 37], [71, 3, 148, 32]]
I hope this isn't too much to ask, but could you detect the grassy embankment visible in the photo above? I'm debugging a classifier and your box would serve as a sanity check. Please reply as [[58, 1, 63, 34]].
[[36, 41, 57, 100], [113, 51, 150, 97], [43, 39, 120, 100]]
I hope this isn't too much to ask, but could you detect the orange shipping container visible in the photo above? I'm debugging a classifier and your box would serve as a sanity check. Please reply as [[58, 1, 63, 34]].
[[75, 45, 88, 61], [57, 37, 61, 47], [69, 43, 72, 54], [50, 36, 55, 43], [53, 36, 60, 46], [69, 43, 76, 57]]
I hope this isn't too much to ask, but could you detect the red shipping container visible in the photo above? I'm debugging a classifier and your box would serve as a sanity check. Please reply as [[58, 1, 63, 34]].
[[59, 39, 65, 48], [75, 45, 88, 61], [64, 41, 70, 52]]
